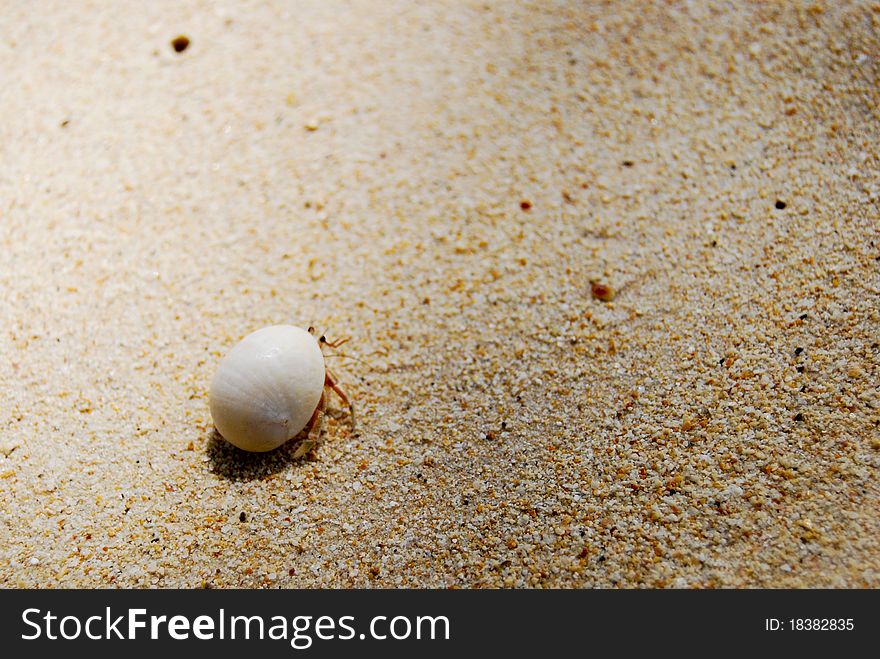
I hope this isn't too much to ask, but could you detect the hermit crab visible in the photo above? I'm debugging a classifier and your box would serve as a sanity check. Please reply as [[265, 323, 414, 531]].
[[208, 325, 355, 455]]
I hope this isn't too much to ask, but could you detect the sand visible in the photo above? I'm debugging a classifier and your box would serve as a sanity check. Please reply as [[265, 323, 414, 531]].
[[1, 0, 878, 588]]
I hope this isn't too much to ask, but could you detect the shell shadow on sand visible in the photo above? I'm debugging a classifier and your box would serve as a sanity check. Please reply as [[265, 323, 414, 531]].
[[205, 404, 353, 481], [205, 428, 312, 481]]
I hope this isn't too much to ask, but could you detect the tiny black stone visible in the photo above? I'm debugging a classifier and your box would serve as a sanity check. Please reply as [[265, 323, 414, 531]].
[[239, 512, 247, 522], [501, 421, 507, 430], [622, 160, 634, 167], [775, 200, 787, 210], [794, 347, 803, 356], [799, 313, 808, 320], [711, 240, 718, 247], [796, 366, 805, 373], [794, 413, 804, 422], [171, 35, 190, 53]]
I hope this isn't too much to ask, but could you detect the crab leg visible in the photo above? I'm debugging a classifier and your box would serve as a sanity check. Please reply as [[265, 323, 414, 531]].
[[325, 370, 356, 431]]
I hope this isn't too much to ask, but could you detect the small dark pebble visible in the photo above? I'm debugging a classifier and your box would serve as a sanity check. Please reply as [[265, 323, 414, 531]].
[[794, 347, 803, 356], [171, 35, 190, 53], [60, 119, 70, 128], [799, 313, 808, 320], [775, 200, 787, 210], [796, 366, 805, 373], [239, 512, 247, 522], [519, 200, 532, 211], [501, 421, 507, 430], [622, 160, 634, 167], [485, 431, 496, 441], [794, 413, 804, 422]]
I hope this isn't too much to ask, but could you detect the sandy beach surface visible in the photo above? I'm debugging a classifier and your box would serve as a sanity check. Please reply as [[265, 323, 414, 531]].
[[1, 0, 878, 588]]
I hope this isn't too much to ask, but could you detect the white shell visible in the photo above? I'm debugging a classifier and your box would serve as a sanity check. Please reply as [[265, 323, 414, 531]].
[[209, 325, 325, 452]]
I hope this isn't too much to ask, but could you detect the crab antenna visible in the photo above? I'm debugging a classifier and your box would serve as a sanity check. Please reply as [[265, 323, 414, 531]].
[[323, 350, 373, 369]]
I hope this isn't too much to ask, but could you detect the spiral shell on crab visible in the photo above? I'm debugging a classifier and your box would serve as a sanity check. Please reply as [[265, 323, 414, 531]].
[[209, 325, 325, 452]]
